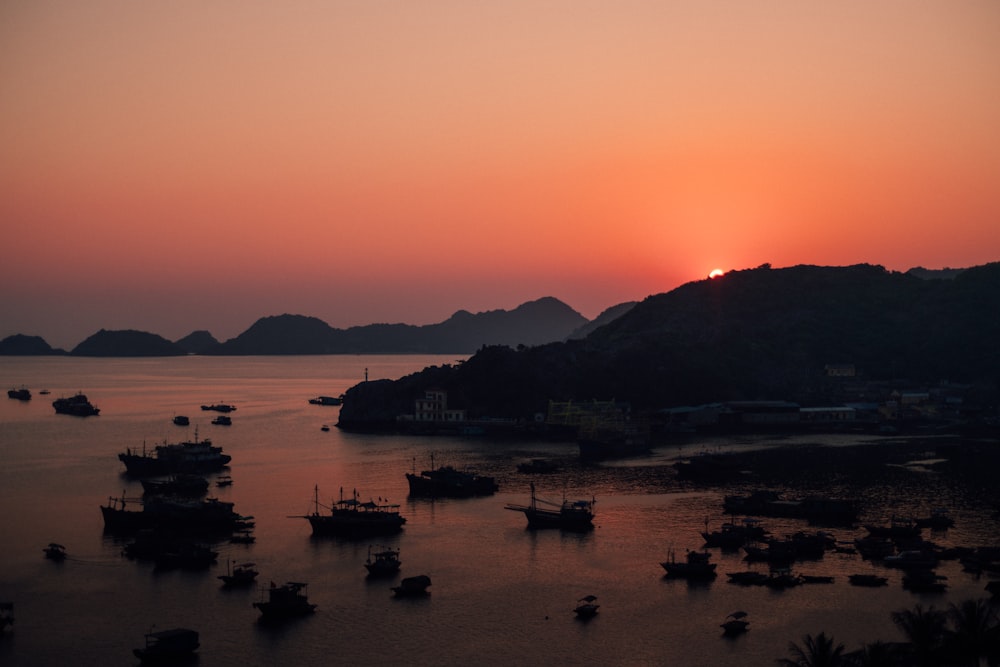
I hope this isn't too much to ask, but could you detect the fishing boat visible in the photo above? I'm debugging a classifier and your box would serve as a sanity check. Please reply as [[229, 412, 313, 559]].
[[573, 595, 600, 618], [140, 474, 209, 497], [365, 545, 401, 577], [391, 575, 431, 597], [405, 454, 498, 498], [201, 403, 236, 412], [848, 573, 889, 587], [7, 387, 30, 400], [720, 611, 749, 636], [101, 494, 242, 536], [701, 518, 767, 550], [292, 485, 406, 537], [661, 549, 718, 579], [309, 395, 342, 406], [216, 475, 233, 487], [172, 415, 190, 426], [118, 430, 231, 477], [504, 482, 595, 531], [52, 392, 100, 416], [211, 415, 232, 426], [218, 561, 259, 587], [253, 582, 316, 620], [43, 543, 67, 561], [133, 628, 199, 662]]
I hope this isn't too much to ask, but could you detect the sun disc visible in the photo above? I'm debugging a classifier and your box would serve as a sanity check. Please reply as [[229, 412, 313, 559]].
[[709, 268, 724, 278]]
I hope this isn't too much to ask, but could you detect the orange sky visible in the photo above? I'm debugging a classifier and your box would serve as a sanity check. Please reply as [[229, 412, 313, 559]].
[[2, 2, 999, 349]]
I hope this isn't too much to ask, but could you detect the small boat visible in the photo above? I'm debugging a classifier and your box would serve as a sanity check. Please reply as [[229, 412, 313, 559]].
[[52, 392, 100, 416], [321, 425, 330, 432], [309, 395, 343, 406], [864, 516, 921, 540], [365, 545, 401, 577], [43, 543, 67, 560], [800, 574, 835, 584], [201, 403, 236, 412], [39, 389, 50, 395], [726, 571, 769, 586], [218, 561, 259, 587], [848, 573, 889, 587], [661, 549, 718, 579], [0, 602, 12, 633], [172, 415, 190, 426], [902, 569, 948, 593], [211, 415, 232, 426], [721, 611, 749, 636], [504, 482, 595, 531], [229, 532, 255, 544], [573, 595, 599, 618], [133, 627, 199, 662], [254, 582, 317, 620], [701, 518, 767, 550], [216, 475, 233, 487], [7, 387, 30, 400], [392, 574, 431, 597]]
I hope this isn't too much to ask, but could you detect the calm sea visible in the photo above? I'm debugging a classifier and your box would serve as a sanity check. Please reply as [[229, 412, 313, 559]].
[[0, 356, 997, 667]]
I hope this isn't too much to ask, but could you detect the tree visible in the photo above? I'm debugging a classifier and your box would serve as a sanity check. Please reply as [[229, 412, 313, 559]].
[[891, 604, 949, 666], [777, 632, 846, 667], [943, 598, 1000, 667]]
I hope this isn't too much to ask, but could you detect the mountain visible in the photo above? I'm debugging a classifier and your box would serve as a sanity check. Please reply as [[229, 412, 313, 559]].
[[0, 334, 66, 355], [336, 263, 1000, 429], [567, 301, 638, 339], [71, 330, 186, 357], [175, 330, 219, 354], [210, 297, 587, 355]]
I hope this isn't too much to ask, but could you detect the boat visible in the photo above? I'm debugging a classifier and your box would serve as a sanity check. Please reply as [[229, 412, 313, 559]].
[[864, 516, 921, 540], [914, 508, 955, 529], [0, 602, 12, 633], [216, 475, 233, 487], [254, 582, 316, 619], [800, 574, 835, 584], [309, 395, 342, 406], [764, 567, 803, 589], [573, 595, 599, 618], [320, 425, 330, 432], [52, 392, 100, 416], [902, 569, 947, 593], [43, 543, 67, 560], [102, 494, 242, 536], [701, 518, 768, 550], [720, 611, 749, 636], [405, 455, 499, 498], [848, 573, 889, 587], [201, 403, 236, 412], [391, 574, 431, 597], [133, 627, 199, 662], [218, 560, 259, 587], [7, 387, 30, 400], [883, 550, 938, 570], [211, 415, 232, 426], [577, 417, 650, 460], [516, 459, 559, 474], [504, 482, 595, 531], [726, 571, 769, 586], [140, 474, 209, 497], [365, 545, 401, 577], [172, 415, 190, 426], [661, 549, 718, 579], [292, 485, 406, 537], [39, 389, 50, 395], [118, 430, 231, 477]]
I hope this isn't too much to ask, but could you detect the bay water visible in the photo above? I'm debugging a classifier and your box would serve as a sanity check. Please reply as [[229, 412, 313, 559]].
[[0, 356, 996, 666]]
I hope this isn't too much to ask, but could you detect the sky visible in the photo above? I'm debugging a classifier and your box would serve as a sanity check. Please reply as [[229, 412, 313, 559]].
[[2, 1, 999, 350]]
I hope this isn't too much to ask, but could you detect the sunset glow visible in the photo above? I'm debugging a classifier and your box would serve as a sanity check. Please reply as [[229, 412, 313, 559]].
[[2, 2, 998, 348]]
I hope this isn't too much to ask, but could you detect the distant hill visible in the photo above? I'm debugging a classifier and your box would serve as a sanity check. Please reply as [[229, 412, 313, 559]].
[[71, 330, 186, 357], [0, 334, 66, 355], [567, 301, 637, 339], [210, 297, 588, 355], [175, 330, 219, 354], [336, 263, 1000, 429]]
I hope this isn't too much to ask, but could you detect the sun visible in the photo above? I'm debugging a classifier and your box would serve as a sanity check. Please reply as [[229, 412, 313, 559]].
[[708, 268, 725, 279]]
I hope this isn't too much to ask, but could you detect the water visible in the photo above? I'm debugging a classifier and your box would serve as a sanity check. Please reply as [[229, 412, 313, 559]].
[[1, 356, 997, 666]]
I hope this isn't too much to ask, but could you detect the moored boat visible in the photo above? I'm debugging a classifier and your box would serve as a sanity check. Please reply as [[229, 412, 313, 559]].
[[7, 387, 31, 400], [293, 485, 406, 537], [118, 431, 231, 477], [201, 403, 236, 412], [720, 611, 749, 636], [254, 582, 316, 619], [309, 395, 342, 406], [848, 573, 889, 587], [405, 455, 498, 498], [211, 415, 232, 426], [172, 415, 190, 426], [218, 560, 259, 587], [52, 392, 100, 416], [365, 545, 401, 577], [102, 494, 242, 536], [573, 595, 599, 618], [43, 543, 67, 560], [504, 482, 595, 531], [391, 574, 431, 597], [133, 628, 199, 662], [661, 549, 718, 579], [140, 474, 209, 497]]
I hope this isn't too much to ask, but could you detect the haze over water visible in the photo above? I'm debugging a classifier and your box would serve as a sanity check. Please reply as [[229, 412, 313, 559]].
[[1, 355, 997, 666]]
